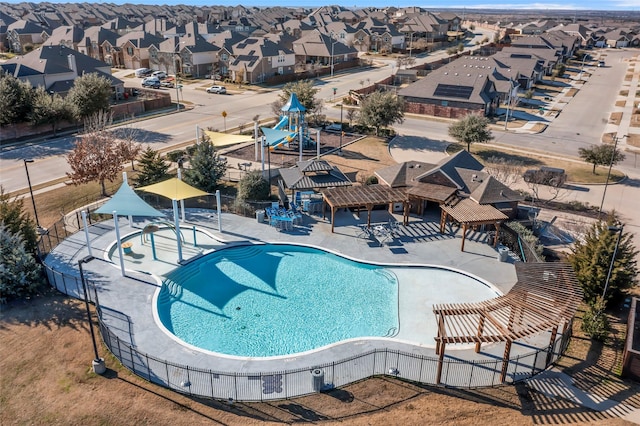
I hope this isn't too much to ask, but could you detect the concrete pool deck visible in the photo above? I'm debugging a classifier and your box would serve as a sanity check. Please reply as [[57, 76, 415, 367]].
[[45, 207, 537, 385]]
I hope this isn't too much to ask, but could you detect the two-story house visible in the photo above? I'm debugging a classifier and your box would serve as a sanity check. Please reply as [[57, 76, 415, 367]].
[[229, 36, 295, 83]]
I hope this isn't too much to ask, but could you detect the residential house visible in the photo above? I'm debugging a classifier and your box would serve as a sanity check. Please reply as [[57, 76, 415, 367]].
[[150, 34, 220, 78], [549, 23, 591, 47], [229, 36, 295, 83], [76, 25, 119, 63], [397, 12, 449, 48], [42, 25, 85, 50], [0, 11, 17, 52], [292, 30, 359, 72], [499, 46, 559, 76], [101, 17, 140, 36], [5, 19, 47, 53], [513, 20, 558, 35], [207, 30, 247, 78], [1, 44, 123, 97], [118, 31, 165, 70], [398, 56, 498, 118], [603, 29, 633, 48], [435, 12, 462, 32], [354, 18, 403, 53]]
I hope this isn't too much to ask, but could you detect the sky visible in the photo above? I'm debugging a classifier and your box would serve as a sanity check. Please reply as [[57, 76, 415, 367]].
[[18, 0, 638, 11]]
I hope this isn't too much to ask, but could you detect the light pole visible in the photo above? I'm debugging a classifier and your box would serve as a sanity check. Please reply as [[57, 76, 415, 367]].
[[504, 79, 519, 130], [338, 103, 343, 153], [408, 32, 415, 57], [602, 224, 624, 303], [78, 255, 106, 375], [23, 159, 42, 231], [598, 134, 627, 220], [330, 37, 339, 78]]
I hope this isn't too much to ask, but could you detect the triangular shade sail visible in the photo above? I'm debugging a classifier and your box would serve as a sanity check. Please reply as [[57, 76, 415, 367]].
[[137, 178, 210, 201], [204, 130, 253, 147], [95, 182, 164, 217], [261, 127, 297, 147]]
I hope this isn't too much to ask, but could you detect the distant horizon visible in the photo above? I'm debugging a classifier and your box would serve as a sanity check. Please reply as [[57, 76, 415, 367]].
[[3, 0, 638, 12]]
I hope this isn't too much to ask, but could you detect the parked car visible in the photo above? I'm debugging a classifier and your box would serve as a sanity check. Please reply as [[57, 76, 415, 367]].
[[161, 80, 174, 88], [598, 60, 605, 67], [152, 71, 167, 80], [206, 85, 226, 94], [523, 166, 566, 187], [141, 77, 161, 89], [135, 67, 152, 77]]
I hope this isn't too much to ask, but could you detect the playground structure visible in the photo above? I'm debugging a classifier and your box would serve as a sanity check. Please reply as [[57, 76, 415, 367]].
[[262, 93, 317, 151]]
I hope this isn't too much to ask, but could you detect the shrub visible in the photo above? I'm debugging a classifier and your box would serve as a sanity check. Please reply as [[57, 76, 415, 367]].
[[365, 175, 378, 185], [0, 224, 43, 303], [237, 171, 270, 202], [581, 297, 610, 341]]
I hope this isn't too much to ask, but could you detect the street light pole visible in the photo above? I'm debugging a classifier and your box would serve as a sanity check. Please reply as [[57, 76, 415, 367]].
[[330, 40, 336, 78], [339, 103, 343, 153], [78, 255, 106, 375], [23, 159, 41, 230], [598, 134, 627, 220], [602, 224, 624, 302]]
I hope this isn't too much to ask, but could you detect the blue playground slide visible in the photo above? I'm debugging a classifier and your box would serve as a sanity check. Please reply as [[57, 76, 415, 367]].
[[274, 116, 289, 130]]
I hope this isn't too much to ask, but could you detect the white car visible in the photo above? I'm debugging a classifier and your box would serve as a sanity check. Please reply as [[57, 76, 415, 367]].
[[206, 85, 226, 94], [152, 71, 167, 80]]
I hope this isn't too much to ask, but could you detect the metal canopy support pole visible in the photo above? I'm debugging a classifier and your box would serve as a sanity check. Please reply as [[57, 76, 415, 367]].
[[81, 211, 93, 257], [316, 129, 321, 158], [216, 190, 222, 232], [299, 124, 303, 162], [173, 199, 183, 263], [254, 121, 259, 161], [113, 211, 125, 277], [177, 168, 186, 222]]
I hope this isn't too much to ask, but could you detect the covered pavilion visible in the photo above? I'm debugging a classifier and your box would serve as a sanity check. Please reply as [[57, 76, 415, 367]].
[[321, 184, 408, 232], [440, 197, 509, 251]]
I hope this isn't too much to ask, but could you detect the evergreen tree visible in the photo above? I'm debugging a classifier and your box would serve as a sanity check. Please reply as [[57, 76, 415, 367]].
[[448, 114, 493, 152], [29, 86, 73, 135], [0, 188, 38, 255], [237, 171, 269, 202], [0, 224, 42, 304], [66, 73, 111, 120], [183, 137, 227, 193], [134, 147, 170, 187], [0, 71, 33, 126], [568, 218, 638, 308], [357, 91, 404, 135]]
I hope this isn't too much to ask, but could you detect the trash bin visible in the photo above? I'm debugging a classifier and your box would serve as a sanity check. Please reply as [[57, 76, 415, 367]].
[[311, 368, 324, 392], [498, 246, 509, 262], [256, 209, 265, 223]]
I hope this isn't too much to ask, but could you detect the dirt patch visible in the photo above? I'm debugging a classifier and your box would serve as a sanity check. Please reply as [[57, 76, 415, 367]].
[[529, 123, 547, 133], [625, 74, 633, 81], [615, 100, 626, 107], [631, 114, 640, 128], [620, 90, 629, 97], [2, 288, 638, 425], [566, 88, 578, 97], [610, 112, 623, 125]]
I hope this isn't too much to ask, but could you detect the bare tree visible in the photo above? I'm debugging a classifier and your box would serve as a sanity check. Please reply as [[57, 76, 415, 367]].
[[346, 108, 358, 127], [483, 156, 523, 186]]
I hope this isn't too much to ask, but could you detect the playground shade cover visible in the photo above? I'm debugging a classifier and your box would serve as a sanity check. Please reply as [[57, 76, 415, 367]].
[[203, 131, 253, 147]]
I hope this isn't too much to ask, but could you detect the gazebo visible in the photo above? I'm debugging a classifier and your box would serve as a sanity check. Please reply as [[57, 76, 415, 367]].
[[279, 160, 351, 193], [440, 197, 508, 251]]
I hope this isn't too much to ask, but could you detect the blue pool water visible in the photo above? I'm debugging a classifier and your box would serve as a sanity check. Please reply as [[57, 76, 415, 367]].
[[157, 244, 399, 357]]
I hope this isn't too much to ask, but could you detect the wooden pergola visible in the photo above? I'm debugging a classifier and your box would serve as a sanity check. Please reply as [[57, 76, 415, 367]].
[[433, 262, 582, 384], [405, 183, 457, 215], [321, 184, 409, 233], [440, 197, 508, 250]]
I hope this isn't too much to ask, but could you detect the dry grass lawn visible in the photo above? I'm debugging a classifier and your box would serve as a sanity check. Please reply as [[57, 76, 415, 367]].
[[2, 287, 639, 426], [610, 112, 623, 125]]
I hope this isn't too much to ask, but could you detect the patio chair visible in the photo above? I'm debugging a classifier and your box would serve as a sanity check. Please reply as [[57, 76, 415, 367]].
[[356, 224, 372, 239], [388, 220, 401, 236]]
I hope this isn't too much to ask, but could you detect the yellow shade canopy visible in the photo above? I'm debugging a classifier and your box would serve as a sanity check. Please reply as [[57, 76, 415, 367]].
[[204, 130, 253, 147], [137, 178, 209, 201]]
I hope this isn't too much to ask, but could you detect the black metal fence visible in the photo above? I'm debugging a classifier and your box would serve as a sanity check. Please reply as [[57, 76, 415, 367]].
[[39, 219, 572, 401]]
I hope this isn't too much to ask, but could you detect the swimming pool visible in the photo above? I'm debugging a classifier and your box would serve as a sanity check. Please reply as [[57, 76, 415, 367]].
[[155, 243, 499, 358], [157, 244, 399, 357]]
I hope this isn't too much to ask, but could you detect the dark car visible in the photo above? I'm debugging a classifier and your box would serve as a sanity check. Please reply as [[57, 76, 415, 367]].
[[523, 166, 566, 187], [141, 77, 161, 89]]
